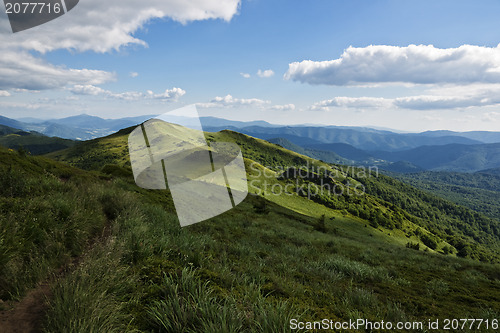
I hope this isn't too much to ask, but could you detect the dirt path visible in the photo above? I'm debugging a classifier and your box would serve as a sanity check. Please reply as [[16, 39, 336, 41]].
[[0, 223, 113, 333], [0, 282, 51, 333]]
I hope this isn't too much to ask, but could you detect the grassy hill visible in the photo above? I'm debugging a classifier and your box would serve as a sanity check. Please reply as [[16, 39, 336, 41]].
[[1, 125, 497, 331], [0, 124, 75, 155], [48, 126, 500, 261]]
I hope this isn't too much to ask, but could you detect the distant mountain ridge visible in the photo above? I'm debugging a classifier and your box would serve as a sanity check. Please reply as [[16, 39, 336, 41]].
[[0, 114, 156, 140], [371, 143, 500, 172], [206, 125, 484, 151], [2, 113, 500, 172]]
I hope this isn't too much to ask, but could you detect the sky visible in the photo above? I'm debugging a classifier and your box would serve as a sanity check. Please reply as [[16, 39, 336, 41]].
[[2, 0, 500, 132]]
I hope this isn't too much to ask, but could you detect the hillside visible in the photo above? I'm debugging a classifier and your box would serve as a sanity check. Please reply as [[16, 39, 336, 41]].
[[48, 126, 500, 262], [1, 125, 499, 331], [478, 167, 500, 176], [0, 124, 75, 155], [0, 114, 154, 140], [372, 143, 500, 172], [392, 171, 500, 221], [267, 137, 349, 164]]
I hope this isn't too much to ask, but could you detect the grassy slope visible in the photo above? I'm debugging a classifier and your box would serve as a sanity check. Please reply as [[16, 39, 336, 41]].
[[2, 140, 499, 331], [0, 124, 75, 155], [48, 127, 500, 260]]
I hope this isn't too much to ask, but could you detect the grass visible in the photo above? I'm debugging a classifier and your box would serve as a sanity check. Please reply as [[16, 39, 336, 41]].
[[1, 132, 499, 332], [40, 182, 499, 332]]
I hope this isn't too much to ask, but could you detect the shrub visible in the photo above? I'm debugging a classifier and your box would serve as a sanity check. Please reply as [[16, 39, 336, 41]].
[[406, 242, 420, 250], [314, 214, 327, 233]]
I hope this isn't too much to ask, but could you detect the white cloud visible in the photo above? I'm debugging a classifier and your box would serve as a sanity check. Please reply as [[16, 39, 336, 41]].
[[130, 72, 139, 78], [147, 87, 186, 100], [285, 44, 500, 86], [240, 72, 251, 79], [0, 51, 114, 91], [311, 97, 392, 111], [197, 94, 270, 108], [257, 69, 275, 78], [393, 95, 481, 110], [270, 104, 296, 111], [0, 101, 43, 109], [70, 85, 185, 101], [0, 1, 240, 91], [70, 85, 110, 96], [0, 91, 10, 97], [0, 0, 241, 53], [482, 112, 500, 122]]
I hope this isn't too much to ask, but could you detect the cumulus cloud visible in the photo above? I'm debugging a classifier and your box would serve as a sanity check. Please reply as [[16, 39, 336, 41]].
[[147, 87, 186, 100], [393, 95, 482, 110], [0, 91, 11, 97], [270, 104, 296, 111], [70, 85, 110, 96], [0, 0, 241, 53], [0, 51, 114, 90], [240, 72, 251, 79], [285, 44, 500, 86], [257, 69, 275, 78], [70, 85, 185, 101], [197, 94, 270, 108], [0, 1, 240, 91], [130, 72, 139, 78], [311, 97, 391, 110]]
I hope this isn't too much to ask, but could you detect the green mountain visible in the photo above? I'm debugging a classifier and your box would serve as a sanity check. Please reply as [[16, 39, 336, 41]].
[[392, 171, 500, 221], [478, 167, 500, 176], [1, 125, 498, 332], [0, 124, 75, 155], [372, 143, 500, 172], [48, 127, 500, 262], [267, 137, 349, 164]]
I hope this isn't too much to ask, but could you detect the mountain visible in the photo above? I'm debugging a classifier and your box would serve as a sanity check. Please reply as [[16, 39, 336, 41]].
[[48, 125, 500, 260], [477, 167, 500, 176], [267, 137, 349, 164], [419, 130, 500, 144], [205, 125, 483, 151], [305, 142, 374, 161], [5, 114, 499, 149], [2, 124, 499, 331], [372, 143, 500, 172], [0, 124, 75, 155], [379, 160, 425, 173], [393, 171, 500, 221], [45, 114, 156, 132], [0, 114, 156, 140], [200, 116, 275, 128], [0, 115, 24, 129]]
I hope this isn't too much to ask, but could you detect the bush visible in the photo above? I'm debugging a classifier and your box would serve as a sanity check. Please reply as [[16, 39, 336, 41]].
[[406, 242, 420, 250], [253, 196, 270, 215], [420, 234, 438, 250], [314, 214, 327, 233]]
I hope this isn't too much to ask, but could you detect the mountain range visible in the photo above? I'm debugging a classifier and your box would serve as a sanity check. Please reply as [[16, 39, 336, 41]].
[[1, 113, 500, 173]]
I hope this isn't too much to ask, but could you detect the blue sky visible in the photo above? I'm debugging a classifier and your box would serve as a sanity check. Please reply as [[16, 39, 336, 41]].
[[2, 0, 500, 131]]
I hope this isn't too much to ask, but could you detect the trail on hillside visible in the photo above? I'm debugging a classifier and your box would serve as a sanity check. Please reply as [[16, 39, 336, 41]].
[[0, 283, 51, 333], [0, 223, 113, 333]]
